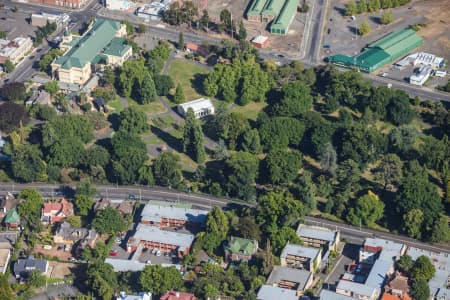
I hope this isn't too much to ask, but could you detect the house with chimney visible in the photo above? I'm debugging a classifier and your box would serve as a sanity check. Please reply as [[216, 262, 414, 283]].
[[160, 291, 196, 300], [41, 199, 74, 224], [54, 222, 97, 250]]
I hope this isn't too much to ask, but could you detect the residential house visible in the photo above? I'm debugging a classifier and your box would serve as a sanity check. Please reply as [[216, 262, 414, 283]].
[[280, 243, 322, 272], [336, 280, 381, 300], [296, 224, 340, 252], [384, 273, 410, 299], [160, 291, 196, 300], [0, 193, 19, 221], [319, 289, 358, 300], [266, 266, 313, 295], [252, 35, 269, 48], [140, 203, 208, 228], [14, 255, 49, 279], [185, 43, 208, 56], [0, 248, 11, 274], [94, 197, 110, 211], [4, 207, 20, 228], [126, 224, 194, 258], [0, 37, 33, 64], [117, 291, 152, 300], [52, 18, 131, 85], [224, 236, 258, 262], [177, 98, 215, 119], [41, 199, 74, 224], [113, 200, 134, 217], [54, 222, 97, 250], [256, 285, 298, 300]]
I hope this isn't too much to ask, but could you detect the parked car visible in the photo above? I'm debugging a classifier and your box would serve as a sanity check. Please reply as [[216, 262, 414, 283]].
[[109, 250, 117, 257], [156, 250, 162, 257]]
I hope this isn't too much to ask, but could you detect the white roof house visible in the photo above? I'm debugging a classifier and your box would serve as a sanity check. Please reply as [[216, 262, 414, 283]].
[[360, 238, 406, 264], [320, 289, 357, 300], [410, 65, 433, 86], [257, 285, 299, 300], [178, 98, 215, 119], [336, 280, 380, 300], [117, 292, 152, 300]]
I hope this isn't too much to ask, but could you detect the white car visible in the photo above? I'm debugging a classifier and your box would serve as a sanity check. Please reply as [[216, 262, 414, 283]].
[[156, 250, 162, 257]]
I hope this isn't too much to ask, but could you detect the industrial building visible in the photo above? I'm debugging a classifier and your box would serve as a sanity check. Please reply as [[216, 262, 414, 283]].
[[136, 0, 171, 21], [31, 12, 70, 27], [52, 18, 131, 85], [328, 29, 424, 73], [246, 0, 299, 35], [410, 65, 433, 86], [395, 52, 445, 70]]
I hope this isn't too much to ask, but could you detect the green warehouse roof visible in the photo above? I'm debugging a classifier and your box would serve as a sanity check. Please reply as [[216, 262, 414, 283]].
[[369, 29, 417, 50], [270, 0, 299, 34], [55, 18, 122, 70], [247, 0, 268, 17], [328, 29, 423, 72], [262, 0, 285, 16]]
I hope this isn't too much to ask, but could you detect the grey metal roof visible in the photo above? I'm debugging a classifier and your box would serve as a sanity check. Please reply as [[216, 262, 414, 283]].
[[364, 238, 405, 259], [132, 224, 194, 251], [14, 255, 48, 276], [296, 224, 337, 244], [336, 280, 378, 297], [256, 285, 298, 300], [319, 289, 357, 300], [364, 259, 393, 290], [140, 204, 208, 225], [105, 258, 146, 272], [280, 243, 320, 260], [266, 266, 312, 291]]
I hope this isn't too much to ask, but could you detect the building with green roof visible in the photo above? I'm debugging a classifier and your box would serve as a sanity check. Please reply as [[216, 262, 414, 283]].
[[247, 0, 267, 22], [261, 0, 286, 23], [328, 29, 423, 73], [4, 207, 20, 228], [270, 0, 299, 35], [52, 18, 132, 85], [224, 236, 258, 262]]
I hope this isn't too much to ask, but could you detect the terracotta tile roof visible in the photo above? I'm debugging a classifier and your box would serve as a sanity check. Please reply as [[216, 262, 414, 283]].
[[160, 291, 197, 300], [186, 43, 199, 51]]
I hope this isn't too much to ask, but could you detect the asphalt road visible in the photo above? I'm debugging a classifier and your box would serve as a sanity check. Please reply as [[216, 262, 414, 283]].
[[303, 216, 450, 253], [0, 182, 254, 210]]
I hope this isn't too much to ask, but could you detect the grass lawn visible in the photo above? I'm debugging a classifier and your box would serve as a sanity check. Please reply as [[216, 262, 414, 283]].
[[168, 59, 209, 101], [128, 98, 167, 115], [151, 115, 177, 129], [107, 97, 123, 113], [232, 101, 267, 121], [142, 134, 164, 145]]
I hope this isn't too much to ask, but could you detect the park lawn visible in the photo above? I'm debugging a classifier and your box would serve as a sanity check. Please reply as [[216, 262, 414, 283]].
[[107, 97, 123, 113], [232, 101, 267, 121], [142, 134, 164, 145], [168, 59, 209, 101], [151, 115, 177, 129], [128, 98, 167, 115], [178, 152, 198, 172]]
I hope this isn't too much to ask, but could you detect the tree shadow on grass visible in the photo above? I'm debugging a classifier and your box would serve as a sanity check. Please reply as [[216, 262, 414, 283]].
[[191, 73, 207, 96], [150, 125, 182, 152], [107, 113, 120, 131]]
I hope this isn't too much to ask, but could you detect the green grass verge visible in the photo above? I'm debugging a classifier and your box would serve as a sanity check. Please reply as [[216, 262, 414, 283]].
[[128, 98, 167, 115], [232, 101, 267, 121], [107, 97, 123, 113], [152, 115, 176, 129], [168, 59, 209, 101]]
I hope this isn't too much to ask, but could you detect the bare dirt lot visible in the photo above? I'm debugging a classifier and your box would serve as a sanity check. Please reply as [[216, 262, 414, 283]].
[[48, 261, 76, 279]]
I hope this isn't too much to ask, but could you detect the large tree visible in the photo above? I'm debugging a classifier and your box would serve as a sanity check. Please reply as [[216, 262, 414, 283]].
[[272, 81, 313, 117], [74, 194, 94, 216], [223, 152, 259, 201], [182, 108, 206, 163], [0, 82, 26, 102], [259, 117, 305, 150], [410, 278, 430, 300], [17, 189, 44, 229], [263, 149, 302, 184], [411, 255, 436, 281], [152, 152, 183, 187], [86, 261, 118, 300], [12, 145, 47, 183], [92, 207, 127, 234], [0, 102, 29, 133], [347, 191, 385, 227], [119, 106, 149, 134], [140, 265, 183, 295], [373, 153, 403, 190]]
